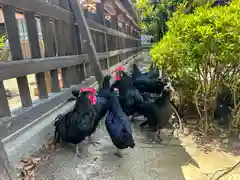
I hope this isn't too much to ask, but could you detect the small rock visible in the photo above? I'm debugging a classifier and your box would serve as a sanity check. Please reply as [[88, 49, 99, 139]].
[[222, 139, 229, 144]]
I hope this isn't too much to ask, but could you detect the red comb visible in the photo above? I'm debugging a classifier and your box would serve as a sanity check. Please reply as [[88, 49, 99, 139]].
[[80, 87, 96, 104], [112, 66, 125, 80], [80, 87, 96, 94]]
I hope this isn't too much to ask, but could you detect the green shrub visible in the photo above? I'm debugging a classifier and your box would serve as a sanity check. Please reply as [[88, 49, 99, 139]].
[[0, 34, 10, 61], [151, 0, 240, 132]]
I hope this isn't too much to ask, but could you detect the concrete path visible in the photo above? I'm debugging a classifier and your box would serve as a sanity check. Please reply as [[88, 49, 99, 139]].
[[35, 120, 200, 180], [35, 120, 240, 180]]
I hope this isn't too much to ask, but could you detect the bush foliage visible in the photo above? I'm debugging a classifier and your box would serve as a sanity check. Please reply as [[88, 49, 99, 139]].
[[151, 0, 240, 132]]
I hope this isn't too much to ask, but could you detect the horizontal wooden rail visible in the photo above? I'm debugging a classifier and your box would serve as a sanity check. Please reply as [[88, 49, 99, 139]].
[[0, 55, 87, 81], [97, 47, 139, 59], [0, 0, 139, 43], [86, 19, 139, 41], [0, 47, 139, 81], [0, 0, 73, 23], [115, 0, 139, 29]]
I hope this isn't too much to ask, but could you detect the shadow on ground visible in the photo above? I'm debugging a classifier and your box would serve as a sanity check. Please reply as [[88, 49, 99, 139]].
[[182, 117, 240, 157], [33, 117, 201, 180]]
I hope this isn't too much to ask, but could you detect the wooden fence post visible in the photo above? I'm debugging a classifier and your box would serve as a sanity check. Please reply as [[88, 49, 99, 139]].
[[68, 0, 104, 84], [25, 11, 48, 99], [109, 3, 119, 66], [3, 6, 32, 108], [58, 0, 77, 87], [73, 24, 86, 83], [96, 0, 109, 70], [0, 82, 10, 117], [0, 140, 17, 180], [41, 16, 61, 92]]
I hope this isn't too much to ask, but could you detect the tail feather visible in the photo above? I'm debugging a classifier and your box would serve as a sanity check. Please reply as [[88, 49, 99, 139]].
[[54, 114, 68, 144], [54, 128, 60, 145], [54, 114, 63, 144], [67, 97, 77, 102], [125, 134, 135, 148]]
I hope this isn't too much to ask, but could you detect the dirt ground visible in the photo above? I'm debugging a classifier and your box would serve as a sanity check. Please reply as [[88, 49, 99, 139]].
[[17, 119, 240, 180], [4, 74, 39, 110]]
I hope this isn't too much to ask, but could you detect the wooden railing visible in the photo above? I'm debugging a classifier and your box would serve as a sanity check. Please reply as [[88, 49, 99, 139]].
[[0, 0, 141, 139]]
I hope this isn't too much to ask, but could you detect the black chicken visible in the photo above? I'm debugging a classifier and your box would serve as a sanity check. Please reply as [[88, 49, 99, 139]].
[[214, 89, 235, 126], [54, 91, 96, 157], [113, 71, 144, 116], [66, 89, 80, 102], [131, 63, 142, 80], [211, 0, 230, 7], [133, 78, 166, 94], [65, 75, 113, 145], [135, 83, 174, 142], [144, 63, 159, 80], [88, 75, 112, 143], [105, 91, 135, 158], [130, 64, 163, 94], [141, 92, 160, 104], [132, 63, 159, 81]]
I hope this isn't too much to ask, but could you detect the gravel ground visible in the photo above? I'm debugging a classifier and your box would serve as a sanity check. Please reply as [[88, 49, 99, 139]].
[[36, 120, 194, 180], [35, 119, 240, 180]]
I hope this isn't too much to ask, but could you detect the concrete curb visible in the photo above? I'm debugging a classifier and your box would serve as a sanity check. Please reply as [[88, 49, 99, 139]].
[[3, 52, 143, 166]]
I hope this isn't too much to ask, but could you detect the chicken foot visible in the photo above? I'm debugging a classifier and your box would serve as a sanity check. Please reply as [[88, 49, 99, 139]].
[[87, 136, 100, 147], [75, 144, 85, 158], [140, 120, 148, 129], [114, 148, 123, 158], [150, 129, 162, 143]]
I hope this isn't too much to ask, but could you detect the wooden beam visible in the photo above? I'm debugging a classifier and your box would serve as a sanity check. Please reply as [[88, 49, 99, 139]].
[[0, 82, 10, 117], [69, 0, 103, 84], [41, 16, 61, 93], [0, 55, 88, 81], [25, 11, 48, 99], [0, 47, 139, 81], [86, 19, 138, 40], [0, 0, 73, 23], [114, 0, 139, 29], [96, 1, 109, 70], [0, 140, 17, 180], [3, 6, 32, 108]]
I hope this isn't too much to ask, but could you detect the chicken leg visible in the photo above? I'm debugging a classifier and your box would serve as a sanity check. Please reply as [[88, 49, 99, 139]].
[[150, 129, 162, 143], [114, 148, 123, 158], [87, 136, 100, 147], [75, 144, 84, 158]]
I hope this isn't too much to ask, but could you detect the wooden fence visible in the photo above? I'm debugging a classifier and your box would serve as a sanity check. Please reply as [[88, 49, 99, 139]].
[[0, 0, 141, 139]]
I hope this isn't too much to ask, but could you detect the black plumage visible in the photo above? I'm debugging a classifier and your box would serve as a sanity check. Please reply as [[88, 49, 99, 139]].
[[131, 63, 142, 80], [214, 89, 235, 126], [144, 65, 159, 80], [105, 91, 135, 157], [135, 89, 173, 142], [90, 75, 112, 138], [131, 64, 164, 94], [54, 91, 96, 157], [211, 0, 230, 7], [114, 71, 144, 116], [66, 89, 80, 102], [133, 78, 166, 93]]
